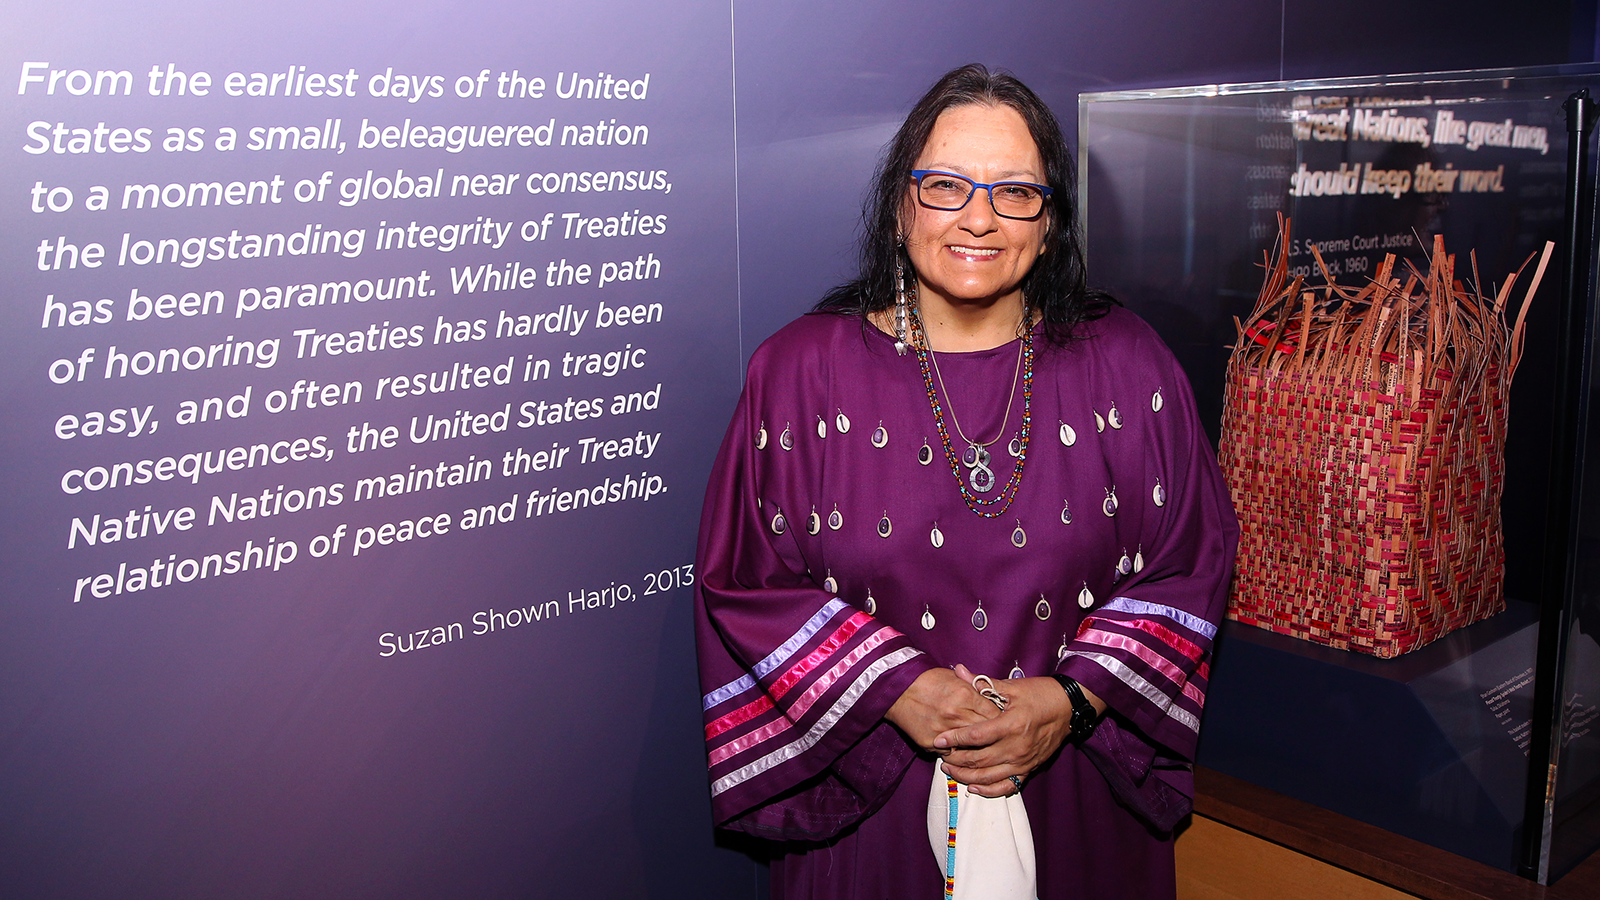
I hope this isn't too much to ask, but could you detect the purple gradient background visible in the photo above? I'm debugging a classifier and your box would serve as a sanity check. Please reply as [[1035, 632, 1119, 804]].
[[0, 0, 1583, 897]]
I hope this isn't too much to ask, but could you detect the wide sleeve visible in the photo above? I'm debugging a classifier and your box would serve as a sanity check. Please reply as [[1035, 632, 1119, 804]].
[[693, 332, 935, 840], [1056, 324, 1240, 831]]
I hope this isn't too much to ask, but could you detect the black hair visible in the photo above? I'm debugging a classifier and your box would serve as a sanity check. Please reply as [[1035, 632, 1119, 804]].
[[815, 63, 1113, 342]]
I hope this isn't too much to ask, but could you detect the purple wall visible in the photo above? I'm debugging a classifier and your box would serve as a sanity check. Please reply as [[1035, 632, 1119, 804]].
[[0, 1, 1581, 897]]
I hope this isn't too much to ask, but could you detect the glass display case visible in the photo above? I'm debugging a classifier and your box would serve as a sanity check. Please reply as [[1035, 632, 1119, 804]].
[[1080, 64, 1600, 884]]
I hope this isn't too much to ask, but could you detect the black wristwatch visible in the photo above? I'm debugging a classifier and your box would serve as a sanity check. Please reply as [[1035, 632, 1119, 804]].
[[1049, 674, 1100, 742]]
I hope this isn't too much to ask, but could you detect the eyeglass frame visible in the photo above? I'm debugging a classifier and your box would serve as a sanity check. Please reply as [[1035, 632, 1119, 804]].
[[909, 169, 1054, 220]]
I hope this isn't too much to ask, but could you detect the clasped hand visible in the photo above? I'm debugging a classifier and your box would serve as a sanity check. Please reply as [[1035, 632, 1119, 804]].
[[886, 664, 1074, 798]]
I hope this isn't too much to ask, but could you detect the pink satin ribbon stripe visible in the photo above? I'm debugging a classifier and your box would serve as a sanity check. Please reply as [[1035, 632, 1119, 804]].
[[1078, 615, 1205, 662], [707, 626, 896, 767], [703, 612, 872, 742], [1075, 628, 1199, 703]]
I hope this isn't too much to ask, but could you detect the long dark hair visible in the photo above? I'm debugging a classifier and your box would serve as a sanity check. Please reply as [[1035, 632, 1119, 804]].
[[815, 64, 1112, 342]]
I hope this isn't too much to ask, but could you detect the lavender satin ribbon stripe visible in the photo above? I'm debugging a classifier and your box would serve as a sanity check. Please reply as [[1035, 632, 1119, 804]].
[[1104, 597, 1217, 639], [703, 598, 849, 710]]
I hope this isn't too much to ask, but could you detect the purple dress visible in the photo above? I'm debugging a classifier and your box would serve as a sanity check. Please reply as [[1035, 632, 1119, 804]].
[[694, 308, 1239, 900]]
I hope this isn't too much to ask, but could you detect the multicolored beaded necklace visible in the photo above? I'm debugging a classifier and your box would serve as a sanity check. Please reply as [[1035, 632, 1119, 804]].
[[909, 303, 1034, 518]]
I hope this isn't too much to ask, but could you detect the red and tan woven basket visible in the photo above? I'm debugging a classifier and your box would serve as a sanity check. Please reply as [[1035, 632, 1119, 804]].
[[1218, 224, 1550, 657]]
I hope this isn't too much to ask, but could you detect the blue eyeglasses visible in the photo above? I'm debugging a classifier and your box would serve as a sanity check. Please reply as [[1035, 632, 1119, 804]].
[[911, 170, 1053, 220]]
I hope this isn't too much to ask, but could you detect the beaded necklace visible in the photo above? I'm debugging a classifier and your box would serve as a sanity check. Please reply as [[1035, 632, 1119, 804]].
[[909, 303, 1034, 518]]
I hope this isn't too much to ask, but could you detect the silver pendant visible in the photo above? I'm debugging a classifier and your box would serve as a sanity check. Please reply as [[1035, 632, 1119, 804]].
[[971, 601, 988, 632], [921, 606, 936, 630], [835, 410, 851, 433], [1060, 501, 1072, 526], [1153, 478, 1167, 507], [930, 523, 944, 548], [1035, 595, 1052, 621], [1059, 421, 1077, 446], [864, 588, 876, 615], [1151, 388, 1164, 413], [1134, 546, 1145, 573], [1008, 663, 1025, 681], [816, 416, 827, 439], [877, 514, 892, 538], [871, 423, 888, 448], [823, 571, 838, 593], [970, 463, 995, 493], [1103, 487, 1118, 517], [779, 424, 794, 451], [756, 422, 769, 450], [828, 504, 843, 531], [1117, 549, 1133, 576], [1094, 410, 1106, 433], [1058, 635, 1070, 663], [1078, 583, 1095, 609], [807, 508, 821, 535], [1010, 523, 1027, 549], [1108, 404, 1124, 429], [770, 512, 787, 535], [918, 440, 934, 466], [1009, 436, 1023, 458]]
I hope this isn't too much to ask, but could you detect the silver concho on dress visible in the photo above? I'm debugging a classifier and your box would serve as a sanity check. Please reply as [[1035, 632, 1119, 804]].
[[1060, 501, 1072, 525], [1108, 404, 1124, 430], [828, 504, 843, 531], [770, 511, 787, 535], [1034, 595, 1052, 621], [1103, 487, 1119, 517], [779, 423, 794, 451], [1153, 477, 1168, 507], [971, 601, 988, 632], [823, 571, 839, 593], [877, 514, 893, 538], [1009, 436, 1023, 458], [807, 508, 821, 535], [1059, 421, 1077, 446], [918, 440, 934, 466], [871, 423, 888, 449], [1009, 663, 1025, 681], [1117, 550, 1133, 576], [836, 410, 851, 433], [1010, 523, 1027, 548], [864, 588, 876, 615], [756, 422, 769, 450]]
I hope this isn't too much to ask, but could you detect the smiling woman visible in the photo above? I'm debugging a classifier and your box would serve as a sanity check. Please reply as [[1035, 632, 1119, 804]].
[[694, 65, 1238, 900]]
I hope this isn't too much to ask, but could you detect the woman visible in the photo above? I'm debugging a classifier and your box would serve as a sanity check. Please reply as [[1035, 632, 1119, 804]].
[[694, 64, 1238, 900]]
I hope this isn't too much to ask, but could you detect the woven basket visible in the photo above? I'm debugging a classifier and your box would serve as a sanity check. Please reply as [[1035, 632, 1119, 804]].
[[1218, 223, 1549, 657]]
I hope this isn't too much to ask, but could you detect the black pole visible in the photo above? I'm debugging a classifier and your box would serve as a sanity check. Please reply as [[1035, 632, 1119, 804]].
[[1518, 88, 1600, 883]]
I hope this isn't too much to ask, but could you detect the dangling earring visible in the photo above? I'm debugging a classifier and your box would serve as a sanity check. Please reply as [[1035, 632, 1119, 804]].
[[893, 252, 910, 356]]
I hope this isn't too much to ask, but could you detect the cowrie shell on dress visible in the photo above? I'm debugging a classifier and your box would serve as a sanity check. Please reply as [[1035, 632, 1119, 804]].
[[877, 514, 892, 538], [836, 411, 851, 433], [1103, 487, 1119, 517], [779, 424, 794, 451], [871, 423, 888, 448], [1058, 636, 1070, 662], [930, 523, 944, 548], [918, 440, 934, 465], [1134, 547, 1145, 573], [1060, 501, 1072, 525], [770, 512, 787, 535], [816, 416, 827, 439], [828, 504, 843, 531], [756, 422, 769, 450], [865, 588, 876, 615], [921, 606, 936, 630], [1010, 523, 1027, 548], [1059, 421, 1077, 446], [1078, 583, 1095, 609], [1095, 410, 1106, 433], [1009, 663, 1025, 681], [1035, 595, 1053, 621], [1153, 478, 1167, 507], [1108, 405, 1124, 429], [807, 509, 821, 535], [1152, 388, 1165, 413]]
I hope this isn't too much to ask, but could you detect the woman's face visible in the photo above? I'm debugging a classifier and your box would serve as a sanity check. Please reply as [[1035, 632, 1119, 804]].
[[902, 103, 1050, 314]]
